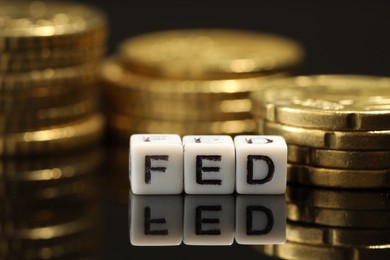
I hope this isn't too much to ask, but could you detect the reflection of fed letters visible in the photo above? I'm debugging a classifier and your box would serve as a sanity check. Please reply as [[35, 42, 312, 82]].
[[130, 134, 287, 194], [130, 195, 286, 246]]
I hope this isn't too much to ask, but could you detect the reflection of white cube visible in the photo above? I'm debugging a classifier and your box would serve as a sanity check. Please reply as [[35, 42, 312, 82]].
[[235, 195, 286, 244], [234, 135, 287, 194], [184, 195, 234, 245], [130, 194, 183, 246], [183, 135, 235, 194], [130, 134, 183, 194]]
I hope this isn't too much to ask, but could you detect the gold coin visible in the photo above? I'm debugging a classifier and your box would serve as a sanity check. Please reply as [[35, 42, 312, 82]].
[[251, 75, 390, 131], [286, 185, 390, 210], [107, 94, 252, 121], [103, 58, 287, 99], [285, 222, 390, 247], [118, 29, 303, 79], [0, 46, 104, 73], [109, 113, 256, 139], [287, 144, 390, 169], [287, 204, 390, 228], [0, 113, 104, 156], [0, 89, 96, 112], [0, 64, 98, 93], [258, 119, 390, 150], [287, 163, 390, 189], [255, 242, 390, 260], [0, 97, 98, 132], [0, 1, 107, 51]]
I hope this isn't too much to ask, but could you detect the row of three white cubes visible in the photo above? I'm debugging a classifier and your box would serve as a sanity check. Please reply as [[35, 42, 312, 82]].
[[130, 134, 287, 194]]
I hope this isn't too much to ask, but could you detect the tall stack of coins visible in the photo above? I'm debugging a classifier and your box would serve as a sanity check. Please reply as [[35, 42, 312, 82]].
[[255, 185, 390, 259], [251, 75, 390, 189], [0, 149, 102, 259], [102, 29, 303, 141], [0, 1, 107, 156]]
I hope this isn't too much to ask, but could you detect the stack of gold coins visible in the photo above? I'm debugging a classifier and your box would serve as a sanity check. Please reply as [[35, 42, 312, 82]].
[[254, 185, 390, 259], [102, 29, 304, 141], [0, 149, 102, 259], [251, 75, 390, 189], [0, 0, 107, 156]]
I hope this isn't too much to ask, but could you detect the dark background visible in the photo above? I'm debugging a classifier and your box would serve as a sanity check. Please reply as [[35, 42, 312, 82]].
[[73, 1, 390, 259], [80, 0, 390, 76]]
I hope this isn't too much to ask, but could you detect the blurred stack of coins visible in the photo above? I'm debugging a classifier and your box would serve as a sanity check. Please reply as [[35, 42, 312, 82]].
[[0, 149, 103, 259], [255, 185, 390, 259], [0, 0, 107, 156], [251, 75, 390, 259], [251, 75, 390, 189], [102, 29, 304, 142]]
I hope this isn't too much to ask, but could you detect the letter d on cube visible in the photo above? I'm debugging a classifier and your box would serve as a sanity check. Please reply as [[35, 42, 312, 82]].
[[234, 136, 287, 194]]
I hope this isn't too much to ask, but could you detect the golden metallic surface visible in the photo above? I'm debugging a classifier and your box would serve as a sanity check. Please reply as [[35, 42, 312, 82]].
[[0, 46, 104, 73], [285, 222, 390, 247], [251, 75, 390, 131], [0, 98, 97, 132], [0, 231, 98, 259], [109, 113, 256, 138], [0, 149, 102, 182], [0, 89, 96, 112], [118, 29, 303, 79], [103, 59, 287, 98], [107, 94, 251, 121], [0, 171, 97, 202], [0, 113, 104, 156], [0, 64, 98, 92], [5, 212, 95, 240], [286, 185, 390, 210], [255, 243, 390, 260], [258, 119, 390, 151], [0, 1, 107, 51], [287, 204, 390, 228], [287, 163, 390, 189], [287, 144, 390, 169]]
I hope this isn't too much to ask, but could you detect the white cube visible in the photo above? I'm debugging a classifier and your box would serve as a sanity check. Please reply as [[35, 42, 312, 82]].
[[184, 195, 234, 245], [234, 135, 287, 194], [130, 134, 183, 194], [130, 194, 183, 246], [183, 135, 235, 194], [235, 195, 286, 244]]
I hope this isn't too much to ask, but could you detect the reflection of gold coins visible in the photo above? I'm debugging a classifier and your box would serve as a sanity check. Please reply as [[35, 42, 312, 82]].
[[286, 186, 390, 210], [119, 29, 304, 79], [251, 75, 390, 131], [255, 242, 390, 259], [287, 204, 390, 228], [285, 222, 390, 247], [104, 28, 304, 140], [0, 148, 102, 259]]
